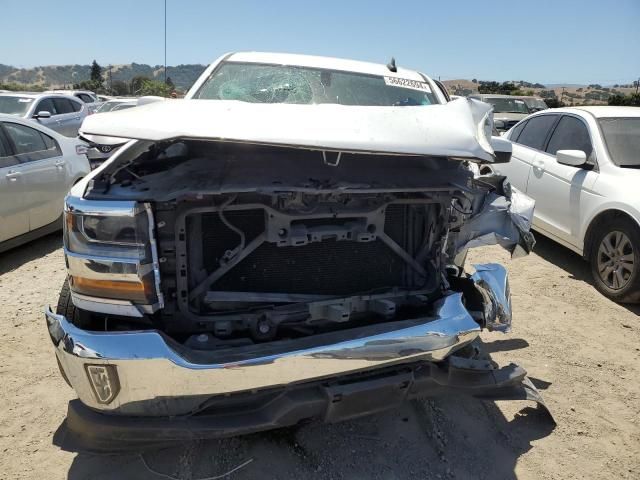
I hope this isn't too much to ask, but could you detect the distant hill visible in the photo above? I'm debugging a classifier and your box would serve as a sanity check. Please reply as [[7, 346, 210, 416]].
[[442, 79, 637, 106], [0, 63, 207, 91], [1, 63, 636, 105]]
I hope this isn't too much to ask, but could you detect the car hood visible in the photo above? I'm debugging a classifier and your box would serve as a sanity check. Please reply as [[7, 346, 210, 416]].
[[79, 98, 504, 162], [493, 112, 529, 122]]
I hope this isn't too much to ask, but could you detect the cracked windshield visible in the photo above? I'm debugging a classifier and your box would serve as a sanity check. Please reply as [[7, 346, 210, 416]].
[[194, 62, 438, 106]]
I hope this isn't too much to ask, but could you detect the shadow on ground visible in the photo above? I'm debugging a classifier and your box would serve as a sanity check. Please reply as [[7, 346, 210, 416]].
[[0, 232, 62, 276], [532, 234, 640, 316], [60, 397, 554, 480]]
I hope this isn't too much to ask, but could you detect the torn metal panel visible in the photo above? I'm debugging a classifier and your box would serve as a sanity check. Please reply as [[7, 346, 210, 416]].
[[471, 263, 512, 333], [453, 185, 536, 258]]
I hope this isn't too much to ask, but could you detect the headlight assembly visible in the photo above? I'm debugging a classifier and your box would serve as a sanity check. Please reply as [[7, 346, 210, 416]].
[[63, 197, 161, 307], [65, 205, 150, 260]]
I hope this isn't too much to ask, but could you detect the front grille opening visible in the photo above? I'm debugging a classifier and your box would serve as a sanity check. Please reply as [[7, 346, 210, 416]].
[[186, 203, 436, 316]]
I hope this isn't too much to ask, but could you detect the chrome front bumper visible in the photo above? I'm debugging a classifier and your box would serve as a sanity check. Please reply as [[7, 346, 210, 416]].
[[46, 265, 512, 417]]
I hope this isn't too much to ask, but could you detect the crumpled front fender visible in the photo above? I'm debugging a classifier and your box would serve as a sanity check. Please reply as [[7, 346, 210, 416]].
[[471, 263, 512, 332], [454, 179, 536, 258]]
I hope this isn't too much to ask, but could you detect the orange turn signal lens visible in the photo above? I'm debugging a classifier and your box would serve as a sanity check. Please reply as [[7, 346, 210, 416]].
[[70, 276, 153, 303]]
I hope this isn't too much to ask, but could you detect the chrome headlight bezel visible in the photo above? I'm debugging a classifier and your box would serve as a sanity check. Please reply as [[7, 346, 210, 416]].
[[64, 199, 150, 260], [63, 196, 162, 308]]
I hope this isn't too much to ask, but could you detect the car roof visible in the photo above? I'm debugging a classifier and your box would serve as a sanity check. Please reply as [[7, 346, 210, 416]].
[[46, 89, 95, 95], [0, 92, 41, 98], [470, 94, 516, 99], [0, 91, 82, 100], [225, 51, 428, 82], [528, 106, 640, 119], [570, 106, 640, 118]]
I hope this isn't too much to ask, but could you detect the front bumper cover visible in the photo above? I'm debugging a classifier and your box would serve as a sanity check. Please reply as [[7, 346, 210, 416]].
[[55, 358, 550, 453], [46, 263, 552, 450], [47, 291, 483, 415]]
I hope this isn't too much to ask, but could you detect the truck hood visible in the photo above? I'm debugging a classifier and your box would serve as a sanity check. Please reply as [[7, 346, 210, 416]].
[[79, 98, 502, 162]]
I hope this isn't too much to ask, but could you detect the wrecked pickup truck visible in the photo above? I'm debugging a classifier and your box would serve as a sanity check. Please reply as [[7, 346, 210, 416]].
[[46, 52, 542, 451]]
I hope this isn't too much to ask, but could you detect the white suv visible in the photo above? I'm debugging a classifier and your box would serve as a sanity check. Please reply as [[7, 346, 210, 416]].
[[494, 106, 640, 302], [0, 92, 88, 136]]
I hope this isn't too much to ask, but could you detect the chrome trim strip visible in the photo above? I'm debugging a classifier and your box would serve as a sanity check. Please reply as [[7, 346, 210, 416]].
[[70, 291, 146, 318], [46, 292, 481, 415], [65, 195, 141, 217], [471, 263, 512, 332], [144, 203, 164, 309], [65, 250, 151, 282]]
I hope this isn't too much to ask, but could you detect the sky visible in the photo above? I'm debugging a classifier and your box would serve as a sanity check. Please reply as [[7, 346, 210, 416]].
[[2, 0, 639, 84]]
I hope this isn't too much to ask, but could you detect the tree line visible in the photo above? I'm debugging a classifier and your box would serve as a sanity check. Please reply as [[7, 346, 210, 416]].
[[74, 60, 178, 96]]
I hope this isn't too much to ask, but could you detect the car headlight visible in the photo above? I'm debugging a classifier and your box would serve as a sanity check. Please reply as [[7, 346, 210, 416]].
[[65, 208, 150, 260], [63, 197, 160, 306]]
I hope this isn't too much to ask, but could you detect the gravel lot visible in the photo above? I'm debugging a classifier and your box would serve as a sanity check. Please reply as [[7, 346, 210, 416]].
[[0, 232, 638, 479]]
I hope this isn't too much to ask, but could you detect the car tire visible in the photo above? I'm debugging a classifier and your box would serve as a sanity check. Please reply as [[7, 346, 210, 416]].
[[589, 217, 640, 303], [56, 278, 92, 328]]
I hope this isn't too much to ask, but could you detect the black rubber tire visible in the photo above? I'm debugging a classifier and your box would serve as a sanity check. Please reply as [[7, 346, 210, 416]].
[[56, 278, 92, 328], [589, 217, 640, 303]]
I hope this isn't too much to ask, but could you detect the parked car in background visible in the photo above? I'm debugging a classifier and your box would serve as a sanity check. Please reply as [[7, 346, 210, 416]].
[[469, 94, 531, 132], [80, 133, 129, 169], [0, 92, 87, 136], [519, 96, 548, 112], [492, 106, 640, 302], [46, 89, 98, 104], [80, 96, 166, 168], [47, 51, 545, 451], [0, 114, 90, 252], [469, 95, 548, 131], [46, 90, 102, 113], [95, 98, 138, 113]]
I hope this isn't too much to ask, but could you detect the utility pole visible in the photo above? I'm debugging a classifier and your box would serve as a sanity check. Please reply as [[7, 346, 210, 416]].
[[164, 0, 167, 90]]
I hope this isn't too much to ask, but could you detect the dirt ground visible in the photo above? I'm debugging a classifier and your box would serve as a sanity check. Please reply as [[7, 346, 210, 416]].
[[0, 232, 638, 480]]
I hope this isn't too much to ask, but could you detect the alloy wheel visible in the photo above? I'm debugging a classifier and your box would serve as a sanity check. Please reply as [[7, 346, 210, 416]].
[[597, 230, 635, 290]]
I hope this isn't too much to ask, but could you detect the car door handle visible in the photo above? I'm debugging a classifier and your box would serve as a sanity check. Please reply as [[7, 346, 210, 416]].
[[6, 170, 21, 181], [55, 160, 66, 168]]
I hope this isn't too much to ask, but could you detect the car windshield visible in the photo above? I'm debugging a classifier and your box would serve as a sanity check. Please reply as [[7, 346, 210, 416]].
[[97, 101, 128, 113], [112, 103, 135, 111], [485, 97, 530, 114], [599, 117, 640, 167], [523, 98, 547, 111], [193, 62, 438, 106], [0, 96, 33, 116]]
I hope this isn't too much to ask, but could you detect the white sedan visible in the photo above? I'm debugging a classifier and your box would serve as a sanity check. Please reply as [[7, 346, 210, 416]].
[[0, 115, 90, 252], [492, 106, 640, 302]]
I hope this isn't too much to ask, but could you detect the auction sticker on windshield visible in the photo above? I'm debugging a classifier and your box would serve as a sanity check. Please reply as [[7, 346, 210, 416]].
[[384, 77, 432, 93]]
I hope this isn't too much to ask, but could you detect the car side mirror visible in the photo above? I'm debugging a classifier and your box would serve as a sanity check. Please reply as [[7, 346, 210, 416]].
[[556, 150, 587, 167], [34, 111, 52, 119], [489, 135, 512, 163]]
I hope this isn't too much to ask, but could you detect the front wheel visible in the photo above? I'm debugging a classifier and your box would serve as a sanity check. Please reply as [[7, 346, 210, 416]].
[[56, 278, 92, 328], [589, 217, 640, 303]]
